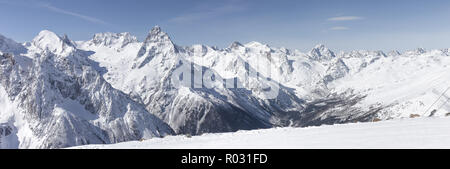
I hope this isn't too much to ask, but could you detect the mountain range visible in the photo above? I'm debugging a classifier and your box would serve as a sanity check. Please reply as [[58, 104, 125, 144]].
[[1, 26, 449, 148]]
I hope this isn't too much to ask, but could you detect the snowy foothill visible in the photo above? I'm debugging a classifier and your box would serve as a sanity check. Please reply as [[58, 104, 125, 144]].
[[73, 117, 450, 149]]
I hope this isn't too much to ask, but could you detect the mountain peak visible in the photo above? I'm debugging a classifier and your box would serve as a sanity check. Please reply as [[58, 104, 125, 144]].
[[142, 26, 173, 45], [37, 30, 58, 38], [32, 30, 75, 55], [134, 26, 178, 68], [151, 25, 162, 35], [309, 44, 335, 61], [245, 41, 270, 48], [388, 50, 402, 57], [416, 48, 426, 54], [230, 41, 243, 49]]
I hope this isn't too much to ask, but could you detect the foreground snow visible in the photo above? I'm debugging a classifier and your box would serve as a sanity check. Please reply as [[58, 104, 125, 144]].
[[73, 117, 450, 149]]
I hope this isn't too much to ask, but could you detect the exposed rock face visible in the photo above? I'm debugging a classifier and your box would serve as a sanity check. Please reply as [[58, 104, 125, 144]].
[[323, 59, 350, 85], [309, 44, 336, 61]]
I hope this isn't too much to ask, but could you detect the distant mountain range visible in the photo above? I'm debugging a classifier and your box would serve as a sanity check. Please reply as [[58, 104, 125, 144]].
[[1, 26, 449, 148]]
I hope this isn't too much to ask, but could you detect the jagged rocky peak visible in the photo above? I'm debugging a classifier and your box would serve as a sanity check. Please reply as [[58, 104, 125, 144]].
[[61, 34, 73, 45], [416, 48, 426, 53], [388, 50, 402, 57], [134, 26, 178, 68], [230, 41, 243, 49], [91, 32, 138, 47], [309, 44, 336, 61], [143, 25, 173, 44], [32, 30, 75, 55], [140, 26, 176, 50]]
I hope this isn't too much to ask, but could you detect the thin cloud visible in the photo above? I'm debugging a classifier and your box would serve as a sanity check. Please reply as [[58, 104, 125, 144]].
[[328, 16, 364, 21], [40, 3, 110, 25], [0, 0, 34, 6], [329, 26, 349, 31]]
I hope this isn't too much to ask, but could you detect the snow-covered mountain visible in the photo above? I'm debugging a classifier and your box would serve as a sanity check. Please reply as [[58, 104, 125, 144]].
[[1, 26, 449, 148], [0, 31, 173, 149], [330, 48, 450, 119], [78, 26, 378, 135]]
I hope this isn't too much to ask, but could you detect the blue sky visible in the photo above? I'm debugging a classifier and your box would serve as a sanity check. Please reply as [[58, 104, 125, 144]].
[[1, 0, 450, 51]]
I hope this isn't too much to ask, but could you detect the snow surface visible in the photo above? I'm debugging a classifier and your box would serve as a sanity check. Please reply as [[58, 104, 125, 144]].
[[73, 117, 450, 149]]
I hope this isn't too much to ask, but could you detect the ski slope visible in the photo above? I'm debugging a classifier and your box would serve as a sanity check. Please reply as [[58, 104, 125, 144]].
[[74, 117, 450, 149]]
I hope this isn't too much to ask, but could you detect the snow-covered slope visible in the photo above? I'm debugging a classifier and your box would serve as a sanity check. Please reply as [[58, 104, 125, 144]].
[[73, 117, 450, 149], [330, 49, 450, 119]]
